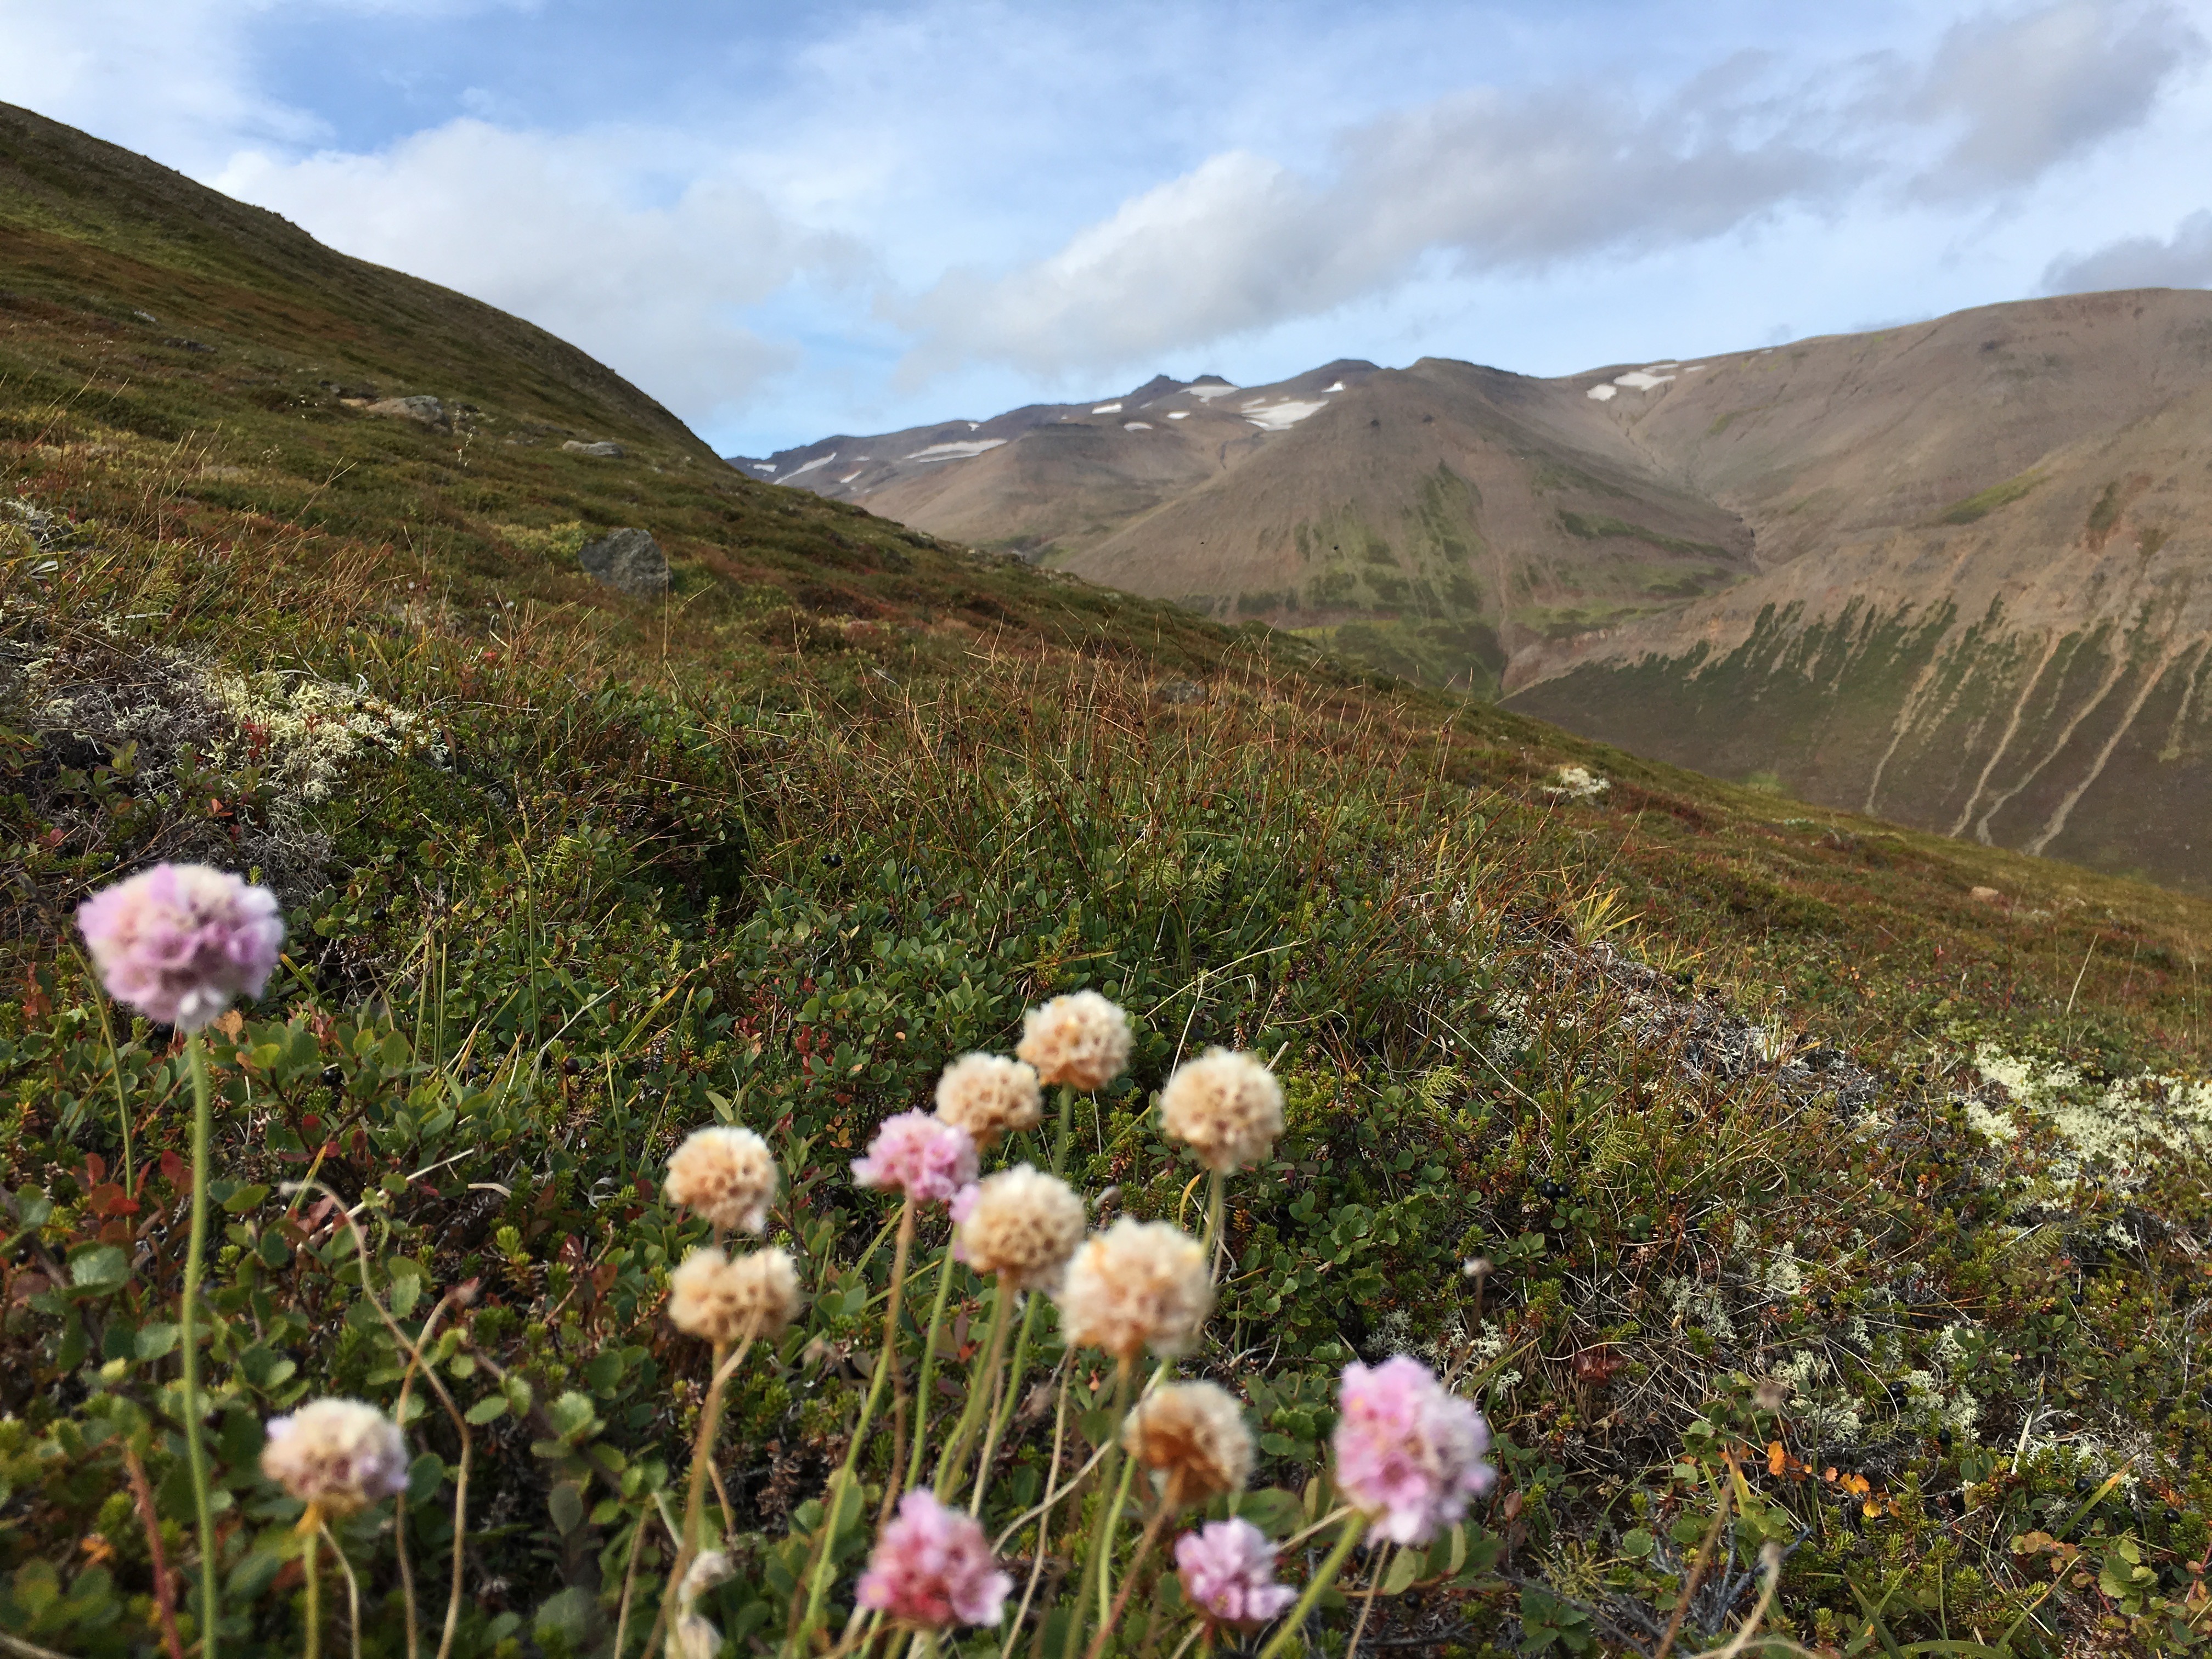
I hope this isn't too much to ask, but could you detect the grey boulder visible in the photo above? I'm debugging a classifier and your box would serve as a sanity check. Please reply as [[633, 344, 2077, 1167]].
[[561, 439, 625, 458], [578, 527, 670, 596], [365, 394, 445, 424]]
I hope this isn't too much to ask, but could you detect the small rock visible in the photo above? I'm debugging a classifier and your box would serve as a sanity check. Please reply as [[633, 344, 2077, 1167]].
[[163, 336, 217, 354], [365, 394, 445, 425], [1155, 678, 1205, 704], [578, 527, 669, 596], [561, 439, 626, 458], [1970, 885, 2002, 904], [4, 499, 59, 550], [131, 308, 157, 324]]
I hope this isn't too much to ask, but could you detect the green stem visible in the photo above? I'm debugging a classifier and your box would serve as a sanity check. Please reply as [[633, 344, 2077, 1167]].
[[302, 1522, 322, 1659], [902, 1247, 959, 1494], [182, 1034, 219, 1659], [797, 1203, 913, 1649], [1096, 1436, 1142, 1631], [1062, 1359, 1132, 1659], [970, 1292, 1042, 1515], [1052, 1086, 1074, 1176], [934, 1273, 1013, 1493], [1201, 1172, 1224, 1282], [85, 958, 133, 1197], [1254, 1512, 1365, 1659]]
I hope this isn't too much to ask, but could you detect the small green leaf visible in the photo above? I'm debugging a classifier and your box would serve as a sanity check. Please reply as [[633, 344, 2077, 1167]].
[[549, 1481, 584, 1537], [1621, 1528, 1655, 1560], [69, 1244, 130, 1290], [465, 1396, 509, 1425], [223, 1184, 272, 1215], [136, 1323, 179, 1360]]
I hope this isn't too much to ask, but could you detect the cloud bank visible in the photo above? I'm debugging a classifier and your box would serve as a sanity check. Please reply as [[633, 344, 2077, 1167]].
[[894, 1, 2205, 379], [2042, 208, 2212, 291]]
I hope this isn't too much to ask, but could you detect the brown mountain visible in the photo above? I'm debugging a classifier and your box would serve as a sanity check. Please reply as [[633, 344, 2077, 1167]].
[[748, 288, 2212, 888]]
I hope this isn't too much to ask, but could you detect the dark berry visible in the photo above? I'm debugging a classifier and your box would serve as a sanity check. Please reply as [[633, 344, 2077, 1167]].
[[320, 1065, 344, 1089]]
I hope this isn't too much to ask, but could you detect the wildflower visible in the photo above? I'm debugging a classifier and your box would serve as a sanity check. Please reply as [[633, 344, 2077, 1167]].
[[1331, 1356, 1495, 1544], [855, 1488, 1012, 1629], [673, 1550, 733, 1659], [1058, 1218, 1212, 1361], [665, 1125, 778, 1233], [933, 1052, 1043, 1148], [1121, 1381, 1252, 1503], [668, 1246, 802, 1344], [77, 862, 284, 1031], [852, 1111, 977, 1204], [952, 1165, 1085, 1290], [1176, 1519, 1297, 1627], [259, 1398, 409, 1516], [1015, 991, 1132, 1091], [1158, 1048, 1284, 1172]]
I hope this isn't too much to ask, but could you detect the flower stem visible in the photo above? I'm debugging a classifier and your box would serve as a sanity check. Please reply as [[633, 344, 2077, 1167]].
[[935, 1272, 1014, 1492], [1084, 1492, 1175, 1659], [182, 1033, 219, 1659], [1052, 1086, 1074, 1176], [1201, 1172, 1224, 1281], [655, 1324, 757, 1655], [1062, 1358, 1132, 1659], [970, 1291, 1042, 1515], [901, 1246, 958, 1495], [794, 1204, 912, 1655], [302, 1523, 322, 1659], [1254, 1511, 1365, 1659]]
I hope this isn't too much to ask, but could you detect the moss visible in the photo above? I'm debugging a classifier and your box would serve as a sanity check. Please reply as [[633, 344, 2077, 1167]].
[[1937, 470, 2044, 525]]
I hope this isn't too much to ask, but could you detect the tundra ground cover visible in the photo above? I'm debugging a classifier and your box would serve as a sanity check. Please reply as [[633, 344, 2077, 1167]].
[[8, 461, 2212, 1657]]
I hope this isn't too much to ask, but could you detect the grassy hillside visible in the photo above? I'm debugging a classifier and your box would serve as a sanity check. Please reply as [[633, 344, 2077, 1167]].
[[7, 103, 2212, 1659]]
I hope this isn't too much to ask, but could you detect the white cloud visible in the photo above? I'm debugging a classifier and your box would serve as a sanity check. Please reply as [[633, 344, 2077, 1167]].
[[215, 120, 867, 415], [2041, 207, 2212, 290], [893, 0, 2207, 380], [1900, 1, 2205, 198]]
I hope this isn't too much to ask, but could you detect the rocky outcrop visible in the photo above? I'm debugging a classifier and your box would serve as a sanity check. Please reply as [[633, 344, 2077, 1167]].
[[364, 394, 445, 425], [578, 527, 669, 596], [561, 439, 625, 459]]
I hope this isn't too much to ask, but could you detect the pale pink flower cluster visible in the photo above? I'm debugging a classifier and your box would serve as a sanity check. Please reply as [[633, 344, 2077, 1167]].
[[1015, 991, 1132, 1091], [855, 1488, 1012, 1629], [665, 1125, 778, 1233], [1176, 1518, 1297, 1627], [1057, 1218, 1212, 1360], [852, 1110, 977, 1204], [259, 1398, 409, 1516], [669, 1246, 802, 1344], [77, 863, 284, 1031], [1121, 1380, 1252, 1503], [933, 1053, 1042, 1148], [951, 1165, 1086, 1289], [1331, 1356, 1494, 1543], [1159, 1048, 1285, 1172]]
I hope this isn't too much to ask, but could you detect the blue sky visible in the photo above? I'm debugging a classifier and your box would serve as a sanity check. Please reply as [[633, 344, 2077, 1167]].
[[4, 1, 2210, 455]]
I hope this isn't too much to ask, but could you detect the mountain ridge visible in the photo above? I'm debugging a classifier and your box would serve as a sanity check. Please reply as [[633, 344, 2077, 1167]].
[[751, 288, 2212, 887]]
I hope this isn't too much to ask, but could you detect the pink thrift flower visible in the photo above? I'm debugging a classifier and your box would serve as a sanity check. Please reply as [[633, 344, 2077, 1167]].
[[77, 863, 284, 1031], [1176, 1518, 1297, 1627], [851, 1111, 978, 1205], [855, 1488, 1011, 1629], [1332, 1356, 1495, 1544]]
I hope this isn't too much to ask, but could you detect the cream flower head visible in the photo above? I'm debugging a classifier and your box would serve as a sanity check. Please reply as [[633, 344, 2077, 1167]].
[[1057, 1218, 1213, 1361], [665, 1125, 778, 1233], [669, 1245, 802, 1344], [933, 1053, 1044, 1148], [952, 1165, 1086, 1290], [1159, 1048, 1285, 1172], [259, 1398, 409, 1516], [1015, 991, 1132, 1092], [1121, 1381, 1253, 1504]]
